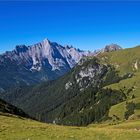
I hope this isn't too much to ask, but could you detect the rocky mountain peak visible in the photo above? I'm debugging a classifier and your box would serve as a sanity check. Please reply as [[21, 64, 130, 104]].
[[92, 43, 123, 55], [15, 45, 28, 54], [0, 38, 92, 89], [42, 38, 50, 44], [103, 44, 122, 52]]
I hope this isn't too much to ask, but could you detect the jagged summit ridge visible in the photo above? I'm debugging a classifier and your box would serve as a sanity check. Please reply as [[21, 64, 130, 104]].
[[0, 38, 92, 89], [101, 43, 122, 52], [0, 38, 123, 89], [3, 38, 91, 71]]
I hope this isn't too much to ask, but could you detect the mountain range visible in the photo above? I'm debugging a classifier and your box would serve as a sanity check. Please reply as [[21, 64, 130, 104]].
[[1, 38, 140, 127], [0, 39, 121, 91], [0, 38, 92, 90], [1, 39, 140, 126]]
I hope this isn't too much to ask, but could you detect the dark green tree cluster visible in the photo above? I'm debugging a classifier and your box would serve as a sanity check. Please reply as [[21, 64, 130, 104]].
[[124, 101, 135, 120], [54, 88, 125, 126], [0, 57, 131, 126]]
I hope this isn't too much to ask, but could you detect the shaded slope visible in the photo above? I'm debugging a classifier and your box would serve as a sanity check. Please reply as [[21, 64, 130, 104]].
[[0, 98, 29, 118], [1, 46, 140, 126], [1, 57, 127, 125]]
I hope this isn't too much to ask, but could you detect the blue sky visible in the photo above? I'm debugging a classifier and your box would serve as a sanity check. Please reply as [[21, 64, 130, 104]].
[[0, 1, 140, 53]]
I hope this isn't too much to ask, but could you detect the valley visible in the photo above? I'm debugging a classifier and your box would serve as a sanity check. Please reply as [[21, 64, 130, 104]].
[[1, 1, 140, 139], [0, 40, 140, 139]]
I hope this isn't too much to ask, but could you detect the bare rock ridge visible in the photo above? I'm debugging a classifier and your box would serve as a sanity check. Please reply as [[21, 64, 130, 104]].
[[101, 44, 122, 52], [0, 39, 122, 90], [0, 38, 92, 89], [6, 38, 91, 71]]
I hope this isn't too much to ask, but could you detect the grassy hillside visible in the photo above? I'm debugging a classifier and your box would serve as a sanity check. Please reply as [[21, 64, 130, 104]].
[[109, 97, 140, 120], [98, 46, 140, 74], [103, 72, 140, 121], [0, 114, 140, 140], [105, 72, 140, 98]]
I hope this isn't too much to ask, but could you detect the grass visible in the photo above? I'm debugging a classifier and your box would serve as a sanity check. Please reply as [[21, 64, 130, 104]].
[[109, 97, 140, 120], [97, 47, 140, 122], [102, 71, 140, 121], [98, 46, 140, 74], [104, 72, 140, 98], [0, 114, 140, 140], [109, 101, 127, 120]]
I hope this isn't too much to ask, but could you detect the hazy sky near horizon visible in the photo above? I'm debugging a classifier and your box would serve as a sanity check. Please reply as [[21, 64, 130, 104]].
[[0, 1, 140, 53]]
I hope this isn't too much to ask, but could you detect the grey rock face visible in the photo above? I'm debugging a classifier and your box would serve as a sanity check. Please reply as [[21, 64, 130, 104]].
[[0, 39, 122, 90], [0, 38, 91, 89], [101, 44, 122, 52]]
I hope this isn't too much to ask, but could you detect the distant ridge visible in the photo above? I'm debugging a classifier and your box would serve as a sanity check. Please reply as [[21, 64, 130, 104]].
[[0, 38, 92, 90], [0, 38, 122, 90]]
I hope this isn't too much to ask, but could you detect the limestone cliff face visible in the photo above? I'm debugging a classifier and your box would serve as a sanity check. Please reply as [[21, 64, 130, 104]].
[[0, 38, 91, 89]]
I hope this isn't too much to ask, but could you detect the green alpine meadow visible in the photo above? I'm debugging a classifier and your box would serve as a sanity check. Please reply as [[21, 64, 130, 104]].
[[0, 114, 140, 140]]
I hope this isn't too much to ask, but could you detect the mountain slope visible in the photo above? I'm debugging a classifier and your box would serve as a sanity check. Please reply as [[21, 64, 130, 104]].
[[1, 56, 128, 125], [0, 38, 91, 90], [104, 72, 140, 121], [1, 45, 140, 126], [96, 46, 140, 121], [98, 45, 140, 74], [0, 98, 29, 118], [0, 114, 140, 140]]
